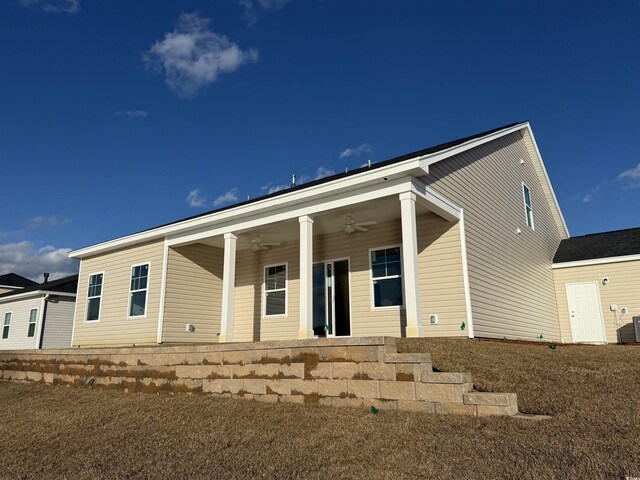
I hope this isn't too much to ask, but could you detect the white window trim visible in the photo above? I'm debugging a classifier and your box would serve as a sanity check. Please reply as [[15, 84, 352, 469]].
[[369, 245, 405, 311], [128, 262, 151, 319], [2, 311, 12, 340], [27, 308, 38, 338], [263, 262, 288, 318], [522, 182, 535, 230], [85, 271, 105, 323]]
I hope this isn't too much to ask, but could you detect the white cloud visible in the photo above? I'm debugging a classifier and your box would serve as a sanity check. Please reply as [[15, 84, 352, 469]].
[[238, 0, 293, 26], [213, 188, 239, 206], [144, 12, 259, 98], [582, 194, 594, 203], [314, 166, 335, 179], [260, 182, 289, 194], [339, 143, 373, 159], [19, 0, 79, 14], [115, 110, 148, 118], [0, 241, 79, 281], [617, 163, 640, 189], [27, 215, 71, 228], [186, 188, 207, 208]]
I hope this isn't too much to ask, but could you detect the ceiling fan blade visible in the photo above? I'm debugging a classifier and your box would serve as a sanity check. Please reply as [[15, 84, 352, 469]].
[[356, 221, 377, 227], [261, 242, 281, 246], [260, 245, 269, 250], [354, 226, 369, 232]]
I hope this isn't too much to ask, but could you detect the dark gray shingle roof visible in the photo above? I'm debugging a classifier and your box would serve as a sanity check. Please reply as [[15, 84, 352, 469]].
[[0, 275, 78, 299], [0, 273, 38, 288], [553, 227, 640, 263]]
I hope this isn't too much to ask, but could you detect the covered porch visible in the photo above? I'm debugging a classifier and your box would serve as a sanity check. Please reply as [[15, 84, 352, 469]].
[[159, 176, 471, 343]]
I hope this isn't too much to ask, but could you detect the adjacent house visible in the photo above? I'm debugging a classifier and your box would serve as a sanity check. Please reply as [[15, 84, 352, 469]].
[[0, 273, 37, 295], [69, 121, 580, 347], [0, 275, 78, 350], [552, 228, 640, 344]]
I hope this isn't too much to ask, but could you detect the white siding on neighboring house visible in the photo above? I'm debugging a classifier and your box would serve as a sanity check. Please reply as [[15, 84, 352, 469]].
[[424, 131, 563, 341], [0, 296, 42, 350], [41, 297, 75, 349]]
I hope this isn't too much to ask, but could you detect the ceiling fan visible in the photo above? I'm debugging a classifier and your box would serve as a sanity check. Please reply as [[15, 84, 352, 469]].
[[249, 234, 281, 251], [343, 214, 377, 234]]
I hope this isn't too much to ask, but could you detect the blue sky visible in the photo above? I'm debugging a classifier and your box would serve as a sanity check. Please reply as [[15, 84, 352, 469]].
[[1, 0, 639, 280]]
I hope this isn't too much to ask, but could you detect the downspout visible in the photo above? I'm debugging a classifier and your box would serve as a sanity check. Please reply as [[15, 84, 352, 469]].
[[37, 294, 50, 350]]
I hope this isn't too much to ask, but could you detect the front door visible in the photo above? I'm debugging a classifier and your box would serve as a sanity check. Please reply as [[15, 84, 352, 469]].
[[312, 260, 351, 337], [566, 282, 606, 343]]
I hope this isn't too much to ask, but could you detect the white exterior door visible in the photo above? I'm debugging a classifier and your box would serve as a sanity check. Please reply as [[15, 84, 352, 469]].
[[566, 282, 606, 343]]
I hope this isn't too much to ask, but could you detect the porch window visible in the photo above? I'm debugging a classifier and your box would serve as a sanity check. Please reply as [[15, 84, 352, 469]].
[[522, 183, 534, 229], [129, 264, 149, 318], [86, 273, 103, 321], [28, 309, 37, 337], [3, 312, 11, 339], [370, 247, 403, 308], [265, 264, 287, 316]]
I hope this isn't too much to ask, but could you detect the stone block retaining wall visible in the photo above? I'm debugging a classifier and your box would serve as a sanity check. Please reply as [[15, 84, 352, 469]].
[[0, 337, 518, 416]]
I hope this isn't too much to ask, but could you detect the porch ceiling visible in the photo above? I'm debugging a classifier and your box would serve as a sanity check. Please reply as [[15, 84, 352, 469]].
[[197, 195, 433, 251]]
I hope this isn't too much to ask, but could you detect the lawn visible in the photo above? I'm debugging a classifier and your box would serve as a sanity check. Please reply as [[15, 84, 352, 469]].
[[0, 338, 638, 479]]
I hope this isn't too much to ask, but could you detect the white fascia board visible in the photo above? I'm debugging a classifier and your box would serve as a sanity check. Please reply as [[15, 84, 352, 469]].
[[0, 291, 76, 304], [70, 160, 427, 258], [417, 123, 528, 171], [168, 177, 416, 247], [552, 254, 640, 269]]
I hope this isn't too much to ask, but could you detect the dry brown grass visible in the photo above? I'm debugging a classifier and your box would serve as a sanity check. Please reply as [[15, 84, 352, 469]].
[[1, 338, 639, 479]]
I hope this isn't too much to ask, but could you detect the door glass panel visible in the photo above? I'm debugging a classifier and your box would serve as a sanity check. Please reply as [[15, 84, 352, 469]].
[[313, 264, 326, 336]]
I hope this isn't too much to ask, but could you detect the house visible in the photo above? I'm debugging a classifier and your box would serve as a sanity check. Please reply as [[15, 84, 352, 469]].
[[68, 121, 581, 347], [0, 275, 78, 350], [0, 273, 38, 295], [552, 228, 640, 343]]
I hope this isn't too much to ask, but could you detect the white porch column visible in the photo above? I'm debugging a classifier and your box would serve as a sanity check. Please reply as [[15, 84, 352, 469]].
[[400, 192, 424, 337], [219, 232, 237, 343], [298, 215, 314, 339]]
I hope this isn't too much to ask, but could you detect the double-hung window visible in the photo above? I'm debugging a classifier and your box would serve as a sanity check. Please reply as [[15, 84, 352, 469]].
[[523, 183, 534, 229], [371, 247, 403, 308], [86, 273, 103, 321], [2, 312, 11, 339], [264, 264, 287, 316], [129, 264, 149, 317], [27, 309, 37, 337]]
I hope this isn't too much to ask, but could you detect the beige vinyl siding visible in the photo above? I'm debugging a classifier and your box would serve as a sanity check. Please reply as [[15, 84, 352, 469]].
[[232, 213, 466, 341], [424, 131, 563, 341], [73, 240, 164, 347], [41, 297, 75, 348], [0, 296, 42, 350], [553, 259, 640, 343], [162, 244, 223, 342], [234, 240, 300, 341]]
